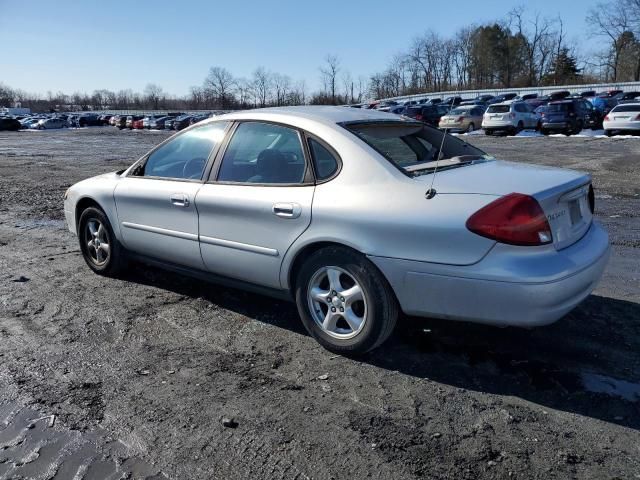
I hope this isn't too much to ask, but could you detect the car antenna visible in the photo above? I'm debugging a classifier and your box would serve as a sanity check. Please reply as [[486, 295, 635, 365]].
[[426, 87, 459, 200]]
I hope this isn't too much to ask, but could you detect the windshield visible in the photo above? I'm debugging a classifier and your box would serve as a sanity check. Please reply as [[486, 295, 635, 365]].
[[547, 103, 571, 113], [344, 122, 492, 175]]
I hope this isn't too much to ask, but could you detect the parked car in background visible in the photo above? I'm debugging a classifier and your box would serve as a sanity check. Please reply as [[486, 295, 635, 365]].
[[143, 115, 166, 129], [489, 93, 517, 104], [616, 91, 640, 104], [125, 115, 144, 129], [149, 116, 169, 129], [78, 114, 102, 127], [603, 103, 640, 136], [482, 101, 539, 135], [580, 90, 596, 98], [114, 116, 127, 129], [375, 100, 399, 112], [34, 118, 67, 130], [441, 96, 463, 107], [597, 91, 621, 113], [164, 117, 176, 130], [518, 93, 538, 101], [389, 105, 406, 114], [0, 118, 22, 131], [132, 118, 145, 129], [549, 90, 571, 101], [438, 105, 485, 132], [19, 118, 41, 129], [403, 104, 449, 126], [173, 114, 195, 131], [99, 114, 113, 125], [540, 99, 599, 135]]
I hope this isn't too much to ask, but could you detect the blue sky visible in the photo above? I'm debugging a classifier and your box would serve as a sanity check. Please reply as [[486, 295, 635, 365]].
[[1, 0, 600, 96]]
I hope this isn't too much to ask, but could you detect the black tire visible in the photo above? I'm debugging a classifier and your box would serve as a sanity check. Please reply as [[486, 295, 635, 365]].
[[484, 129, 492, 136], [515, 121, 524, 134], [605, 130, 614, 137], [294, 246, 399, 355], [78, 207, 126, 276], [540, 128, 549, 136]]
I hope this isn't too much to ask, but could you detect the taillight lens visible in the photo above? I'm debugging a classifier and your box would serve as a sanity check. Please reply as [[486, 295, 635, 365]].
[[456, 116, 464, 122], [588, 184, 595, 214], [466, 193, 553, 246], [510, 113, 516, 119], [415, 114, 423, 120], [604, 115, 610, 121], [634, 114, 640, 121]]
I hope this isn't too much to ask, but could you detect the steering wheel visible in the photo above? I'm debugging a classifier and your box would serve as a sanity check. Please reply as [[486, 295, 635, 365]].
[[182, 157, 207, 179]]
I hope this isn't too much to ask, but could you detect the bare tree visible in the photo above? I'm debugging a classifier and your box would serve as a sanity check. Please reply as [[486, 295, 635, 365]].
[[144, 83, 164, 110], [251, 67, 272, 107], [320, 54, 340, 103], [587, 0, 633, 80], [203, 66, 236, 109]]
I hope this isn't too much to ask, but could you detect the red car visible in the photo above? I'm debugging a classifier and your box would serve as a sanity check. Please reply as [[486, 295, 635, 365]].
[[132, 118, 145, 129]]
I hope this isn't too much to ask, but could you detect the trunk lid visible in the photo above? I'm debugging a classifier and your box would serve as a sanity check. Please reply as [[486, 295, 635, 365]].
[[414, 160, 592, 250]]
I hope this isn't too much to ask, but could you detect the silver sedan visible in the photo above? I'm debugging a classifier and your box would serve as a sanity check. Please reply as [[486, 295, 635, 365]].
[[64, 106, 610, 354]]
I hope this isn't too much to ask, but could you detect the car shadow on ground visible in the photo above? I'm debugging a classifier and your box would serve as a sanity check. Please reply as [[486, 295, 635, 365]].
[[123, 264, 640, 430]]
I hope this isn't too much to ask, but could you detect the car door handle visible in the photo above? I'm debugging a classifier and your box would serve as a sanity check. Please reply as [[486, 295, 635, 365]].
[[170, 194, 190, 207], [273, 203, 301, 219]]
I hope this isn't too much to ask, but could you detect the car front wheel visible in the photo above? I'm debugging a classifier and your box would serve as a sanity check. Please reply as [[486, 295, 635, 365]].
[[295, 246, 398, 355], [78, 207, 126, 276]]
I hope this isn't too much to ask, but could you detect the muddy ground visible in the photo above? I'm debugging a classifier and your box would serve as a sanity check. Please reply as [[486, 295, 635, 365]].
[[0, 127, 638, 479]]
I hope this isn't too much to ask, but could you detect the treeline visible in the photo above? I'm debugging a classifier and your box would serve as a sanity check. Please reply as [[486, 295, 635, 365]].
[[2, 1, 640, 112], [370, 0, 640, 98]]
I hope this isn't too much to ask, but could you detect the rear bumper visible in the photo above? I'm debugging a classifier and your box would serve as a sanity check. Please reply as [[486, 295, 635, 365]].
[[370, 222, 610, 327], [602, 121, 640, 131], [482, 121, 516, 129]]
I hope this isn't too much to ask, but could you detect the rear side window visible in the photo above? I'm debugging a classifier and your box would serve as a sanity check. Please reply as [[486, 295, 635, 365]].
[[217, 122, 306, 184], [308, 138, 339, 181]]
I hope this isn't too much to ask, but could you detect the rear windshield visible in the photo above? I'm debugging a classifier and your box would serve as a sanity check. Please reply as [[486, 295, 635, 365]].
[[547, 103, 571, 112], [344, 122, 491, 174], [612, 105, 640, 113], [449, 108, 472, 115], [487, 105, 510, 113]]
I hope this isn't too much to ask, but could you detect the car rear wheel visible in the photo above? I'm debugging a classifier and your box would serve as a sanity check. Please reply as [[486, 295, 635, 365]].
[[78, 207, 126, 276], [515, 121, 524, 134], [466, 123, 475, 133], [605, 130, 613, 137], [295, 246, 398, 355]]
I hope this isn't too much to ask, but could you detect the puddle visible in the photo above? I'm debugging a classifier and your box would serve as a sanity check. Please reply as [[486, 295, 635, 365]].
[[14, 219, 66, 230]]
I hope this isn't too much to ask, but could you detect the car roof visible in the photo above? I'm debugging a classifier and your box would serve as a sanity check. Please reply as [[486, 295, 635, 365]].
[[212, 106, 405, 127], [613, 102, 640, 108], [489, 101, 516, 107]]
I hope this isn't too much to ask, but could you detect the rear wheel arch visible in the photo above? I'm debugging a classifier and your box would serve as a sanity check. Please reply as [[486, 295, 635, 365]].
[[286, 241, 395, 297]]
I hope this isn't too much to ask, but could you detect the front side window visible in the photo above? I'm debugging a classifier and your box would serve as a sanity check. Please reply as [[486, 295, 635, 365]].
[[217, 122, 306, 184], [308, 138, 339, 180], [137, 122, 228, 179]]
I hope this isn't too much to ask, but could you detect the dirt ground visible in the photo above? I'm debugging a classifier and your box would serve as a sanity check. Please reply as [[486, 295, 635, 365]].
[[0, 127, 639, 479]]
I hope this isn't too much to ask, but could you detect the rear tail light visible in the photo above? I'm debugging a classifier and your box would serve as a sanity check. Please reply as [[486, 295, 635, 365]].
[[510, 113, 515, 119], [588, 185, 595, 214], [456, 116, 465, 122], [415, 114, 423, 120], [466, 193, 553, 246], [634, 114, 640, 121], [604, 115, 610, 121]]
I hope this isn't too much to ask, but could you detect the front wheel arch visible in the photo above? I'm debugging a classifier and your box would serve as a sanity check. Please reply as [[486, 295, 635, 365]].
[[75, 197, 104, 232]]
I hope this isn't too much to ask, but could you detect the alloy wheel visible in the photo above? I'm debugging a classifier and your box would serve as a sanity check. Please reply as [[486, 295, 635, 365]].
[[84, 218, 110, 266], [307, 266, 367, 339]]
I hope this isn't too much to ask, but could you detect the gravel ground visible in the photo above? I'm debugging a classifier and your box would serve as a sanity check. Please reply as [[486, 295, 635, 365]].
[[0, 127, 639, 479]]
